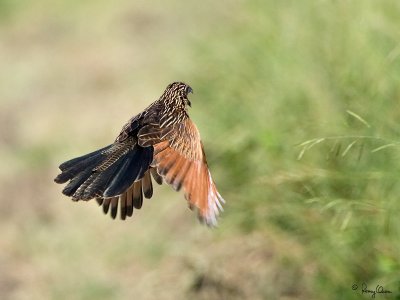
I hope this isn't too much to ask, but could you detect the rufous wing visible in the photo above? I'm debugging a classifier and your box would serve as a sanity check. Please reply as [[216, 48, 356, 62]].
[[150, 119, 224, 226]]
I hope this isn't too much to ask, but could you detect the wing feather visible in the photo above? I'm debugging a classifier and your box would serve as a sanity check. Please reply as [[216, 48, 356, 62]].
[[142, 170, 153, 198], [150, 167, 163, 185], [120, 192, 127, 220], [126, 184, 134, 217], [132, 181, 143, 209], [152, 119, 224, 226]]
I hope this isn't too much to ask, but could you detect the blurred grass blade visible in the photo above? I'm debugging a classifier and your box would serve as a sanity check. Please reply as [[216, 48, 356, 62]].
[[340, 211, 352, 231], [341, 140, 357, 157], [358, 142, 364, 161], [346, 110, 371, 128], [297, 138, 325, 160], [371, 143, 400, 153], [322, 199, 343, 211]]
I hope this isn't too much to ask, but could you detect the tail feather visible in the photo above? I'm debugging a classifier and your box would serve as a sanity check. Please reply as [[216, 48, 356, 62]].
[[96, 198, 104, 206], [99, 170, 155, 219], [103, 197, 113, 214], [120, 192, 127, 220], [110, 197, 119, 219], [132, 181, 143, 209], [126, 185, 134, 217], [142, 170, 153, 198], [151, 168, 163, 185]]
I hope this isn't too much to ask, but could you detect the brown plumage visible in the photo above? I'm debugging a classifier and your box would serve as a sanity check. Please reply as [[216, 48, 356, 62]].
[[54, 82, 224, 226]]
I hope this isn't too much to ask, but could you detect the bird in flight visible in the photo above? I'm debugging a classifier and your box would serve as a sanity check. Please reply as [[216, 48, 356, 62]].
[[54, 82, 224, 226]]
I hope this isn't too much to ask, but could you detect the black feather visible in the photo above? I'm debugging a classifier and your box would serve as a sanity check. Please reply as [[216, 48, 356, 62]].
[[142, 171, 153, 199], [80, 153, 130, 199], [151, 168, 163, 185], [55, 145, 112, 184], [132, 181, 143, 209], [110, 197, 119, 219], [126, 187, 134, 217], [120, 192, 127, 220], [103, 198, 112, 214], [104, 146, 153, 197], [59, 145, 112, 171], [62, 168, 94, 197]]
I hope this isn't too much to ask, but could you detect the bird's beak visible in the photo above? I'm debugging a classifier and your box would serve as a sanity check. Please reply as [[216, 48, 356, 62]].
[[186, 86, 193, 107]]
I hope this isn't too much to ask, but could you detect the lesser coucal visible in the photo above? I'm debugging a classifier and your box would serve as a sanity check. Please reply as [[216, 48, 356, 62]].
[[54, 82, 224, 226]]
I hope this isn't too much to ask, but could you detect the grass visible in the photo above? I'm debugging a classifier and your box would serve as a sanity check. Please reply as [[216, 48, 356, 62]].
[[1, 0, 400, 299]]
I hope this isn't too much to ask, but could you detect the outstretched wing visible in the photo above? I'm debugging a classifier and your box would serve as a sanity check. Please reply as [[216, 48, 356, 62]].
[[138, 119, 224, 226], [55, 133, 158, 220]]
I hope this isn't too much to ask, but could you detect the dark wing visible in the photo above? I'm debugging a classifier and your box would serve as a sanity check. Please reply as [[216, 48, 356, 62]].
[[115, 101, 161, 143], [138, 119, 224, 226], [95, 167, 162, 219], [55, 125, 159, 219]]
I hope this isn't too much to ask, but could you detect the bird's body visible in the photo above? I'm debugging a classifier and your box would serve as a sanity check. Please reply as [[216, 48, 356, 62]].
[[55, 82, 224, 226]]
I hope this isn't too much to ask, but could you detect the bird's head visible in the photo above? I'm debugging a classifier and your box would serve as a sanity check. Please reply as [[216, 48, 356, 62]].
[[163, 82, 193, 108]]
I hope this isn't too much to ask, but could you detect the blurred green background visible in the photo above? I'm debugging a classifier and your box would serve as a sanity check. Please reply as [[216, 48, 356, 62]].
[[1, 0, 400, 299]]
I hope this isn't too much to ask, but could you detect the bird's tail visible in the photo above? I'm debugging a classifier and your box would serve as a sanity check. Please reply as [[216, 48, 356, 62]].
[[54, 138, 154, 203]]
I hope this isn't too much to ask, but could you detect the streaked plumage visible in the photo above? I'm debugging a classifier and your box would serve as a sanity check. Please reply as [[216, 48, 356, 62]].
[[55, 82, 224, 226]]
